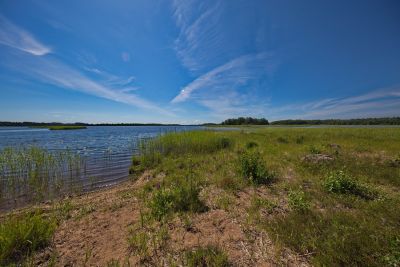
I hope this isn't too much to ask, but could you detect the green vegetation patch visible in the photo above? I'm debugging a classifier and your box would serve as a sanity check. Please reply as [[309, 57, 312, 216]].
[[31, 125, 87, 130], [324, 170, 378, 200], [0, 212, 56, 265], [148, 177, 207, 221], [130, 130, 233, 175], [238, 149, 275, 185], [184, 246, 230, 267]]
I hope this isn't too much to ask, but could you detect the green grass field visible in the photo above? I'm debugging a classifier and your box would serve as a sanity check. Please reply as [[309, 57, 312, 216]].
[[1, 126, 399, 265], [130, 127, 400, 266]]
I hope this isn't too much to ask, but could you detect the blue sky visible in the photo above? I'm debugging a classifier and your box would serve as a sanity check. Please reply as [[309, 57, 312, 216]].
[[0, 0, 399, 123]]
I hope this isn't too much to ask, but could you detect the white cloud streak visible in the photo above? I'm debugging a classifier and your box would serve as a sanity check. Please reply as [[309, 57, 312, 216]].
[[0, 15, 51, 56], [4, 53, 172, 116], [171, 53, 277, 121]]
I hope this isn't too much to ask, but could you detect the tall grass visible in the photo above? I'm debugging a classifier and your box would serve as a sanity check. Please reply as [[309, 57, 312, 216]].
[[0, 212, 56, 265], [131, 131, 233, 173], [0, 146, 84, 205]]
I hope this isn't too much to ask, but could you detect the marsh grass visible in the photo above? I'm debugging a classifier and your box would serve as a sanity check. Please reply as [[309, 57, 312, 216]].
[[0, 212, 56, 265], [0, 146, 85, 205], [130, 131, 233, 175]]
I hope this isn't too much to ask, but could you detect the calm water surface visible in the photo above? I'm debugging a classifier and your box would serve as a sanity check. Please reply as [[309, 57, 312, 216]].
[[0, 126, 198, 191]]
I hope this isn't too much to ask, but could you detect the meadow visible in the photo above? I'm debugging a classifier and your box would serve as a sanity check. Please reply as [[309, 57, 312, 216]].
[[1, 126, 400, 266]]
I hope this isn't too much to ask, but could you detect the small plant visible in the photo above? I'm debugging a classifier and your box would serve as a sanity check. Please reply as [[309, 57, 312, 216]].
[[323, 171, 377, 200], [128, 230, 150, 258], [277, 137, 289, 144], [245, 141, 258, 149], [239, 150, 274, 185], [383, 237, 400, 266], [295, 135, 305, 144], [148, 177, 206, 221], [309, 145, 322, 154], [184, 246, 230, 267], [0, 212, 56, 265], [149, 188, 175, 221], [288, 190, 310, 212]]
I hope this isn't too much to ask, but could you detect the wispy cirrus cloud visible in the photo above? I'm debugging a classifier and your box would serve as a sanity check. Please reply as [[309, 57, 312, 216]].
[[172, 52, 276, 103], [0, 15, 51, 56], [18, 56, 169, 114]]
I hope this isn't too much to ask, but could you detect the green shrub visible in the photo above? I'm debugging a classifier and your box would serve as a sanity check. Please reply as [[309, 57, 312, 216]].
[[0, 213, 56, 265], [184, 246, 230, 267], [149, 178, 206, 221], [148, 188, 175, 221], [324, 171, 377, 200], [239, 150, 274, 185], [295, 135, 305, 144], [277, 137, 288, 143], [245, 141, 258, 149], [309, 145, 322, 154], [288, 190, 310, 212]]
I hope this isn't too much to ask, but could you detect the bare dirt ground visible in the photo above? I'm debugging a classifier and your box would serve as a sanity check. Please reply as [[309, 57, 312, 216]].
[[29, 172, 309, 266]]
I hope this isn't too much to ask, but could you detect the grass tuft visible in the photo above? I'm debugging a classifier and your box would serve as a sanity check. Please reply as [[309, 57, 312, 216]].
[[287, 189, 310, 212], [239, 150, 274, 185], [324, 170, 377, 200], [149, 177, 206, 221], [184, 246, 230, 267], [0, 212, 56, 265]]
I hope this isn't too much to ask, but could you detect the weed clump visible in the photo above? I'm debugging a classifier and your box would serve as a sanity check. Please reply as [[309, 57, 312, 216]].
[[184, 246, 230, 267], [277, 137, 289, 143], [324, 171, 377, 200], [0, 212, 56, 265], [288, 190, 310, 212], [309, 145, 322, 154], [245, 141, 258, 149], [239, 150, 274, 185], [149, 178, 206, 221]]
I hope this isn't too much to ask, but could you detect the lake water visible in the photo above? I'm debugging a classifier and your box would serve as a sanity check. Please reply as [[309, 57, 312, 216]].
[[0, 126, 198, 206]]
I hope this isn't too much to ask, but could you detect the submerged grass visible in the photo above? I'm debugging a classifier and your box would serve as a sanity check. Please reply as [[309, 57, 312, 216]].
[[0, 146, 85, 205]]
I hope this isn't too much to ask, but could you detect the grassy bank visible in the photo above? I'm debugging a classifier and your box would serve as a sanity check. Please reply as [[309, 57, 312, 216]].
[[1, 127, 399, 265], [31, 125, 87, 130], [128, 127, 400, 266]]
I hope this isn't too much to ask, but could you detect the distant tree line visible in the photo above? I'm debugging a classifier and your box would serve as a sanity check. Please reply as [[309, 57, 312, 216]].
[[0, 121, 183, 127], [271, 117, 400, 125], [221, 117, 269, 125]]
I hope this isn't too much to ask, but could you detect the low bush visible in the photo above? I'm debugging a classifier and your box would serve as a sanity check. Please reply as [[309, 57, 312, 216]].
[[239, 150, 274, 185], [276, 137, 289, 143], [324, 171, 377, 200], [0, 212, 56, 265], [287, 190, 310, 212], [309, 145, 322, 154], [245, 141, 258, 149], [149, 177, 206, 221], [295, 135, 305, 144], [184, 246, 230, 267]]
